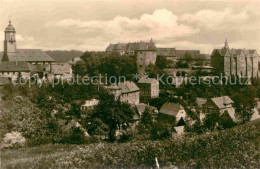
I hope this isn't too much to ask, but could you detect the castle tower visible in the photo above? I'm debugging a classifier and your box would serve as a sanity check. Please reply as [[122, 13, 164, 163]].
[[3, 20, 16, 61]]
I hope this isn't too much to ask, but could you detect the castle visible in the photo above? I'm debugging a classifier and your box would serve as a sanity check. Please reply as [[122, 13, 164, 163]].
[[106, 39, 157, 77], [211, 39, 259, 77]]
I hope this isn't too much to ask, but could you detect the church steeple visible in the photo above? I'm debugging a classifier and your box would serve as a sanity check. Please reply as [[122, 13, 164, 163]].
[[3, 19, 16, 61], [224, 38, 229, 49]]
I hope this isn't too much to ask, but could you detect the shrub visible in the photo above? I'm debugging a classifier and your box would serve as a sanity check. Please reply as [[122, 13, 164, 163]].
[[1, 131, 26, 148], [0, 97, 56, 146], [60, 127, 88, 144]]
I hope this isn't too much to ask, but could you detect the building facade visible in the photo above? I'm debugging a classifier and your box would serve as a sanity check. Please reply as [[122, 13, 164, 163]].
[[106, 40, 157, 77], [106, 81, 140, 105], [211, 39, 259, 77], [138, 78, 159, 101], [202, 96, 236, 122]]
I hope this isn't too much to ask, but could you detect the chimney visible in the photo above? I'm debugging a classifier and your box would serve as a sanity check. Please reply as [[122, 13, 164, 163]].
[[15, 61, 17, 65]]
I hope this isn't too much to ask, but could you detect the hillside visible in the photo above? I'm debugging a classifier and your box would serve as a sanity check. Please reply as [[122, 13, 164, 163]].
[[45, 50, 84, 63], [1, 119, 260, 169]]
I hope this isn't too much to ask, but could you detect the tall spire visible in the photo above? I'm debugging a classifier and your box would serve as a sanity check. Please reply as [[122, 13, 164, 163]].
[[9, 15, 11, 24], [224, 38, 229, 49]]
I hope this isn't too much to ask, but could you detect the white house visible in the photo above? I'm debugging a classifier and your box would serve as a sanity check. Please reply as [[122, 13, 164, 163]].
[[81, 99, 99, 111], [159, 102, 187, 126]]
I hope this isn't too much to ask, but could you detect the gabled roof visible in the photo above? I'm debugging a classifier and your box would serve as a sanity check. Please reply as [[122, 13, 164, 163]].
[[0, 61, 30, 72], [211, 96, 233, 109], [136, 103, 158, 116], [156, 48, 176, 57], [138, 77, 158, 84], [135, 41, 156, 51], [105, 41, 156, 52], [7, 49, 54, 62], [176, 50, 200, 58], [46, 50, 83, 63], [114, 43, 127, 50], [212, 48, 258, 57], [106, 44, 116, 52], [118, 81, 139, 94], [160, 102, 183, 117]]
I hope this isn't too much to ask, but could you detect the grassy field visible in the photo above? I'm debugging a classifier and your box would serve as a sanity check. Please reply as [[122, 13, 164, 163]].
[[1, 119, 260, 169]]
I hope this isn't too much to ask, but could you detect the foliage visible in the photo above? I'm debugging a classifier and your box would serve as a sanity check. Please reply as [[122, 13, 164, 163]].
[[85, 92, 135, 142], [60, 127, 88, 144], [0, 96, 56, 146], [175, 60, 189, 68], [71, 60, 88, 77], [80, 51, 137, 82], [2, 119, 259, 168], [155, 55, 173, 69], [232, 86, 257, 124]]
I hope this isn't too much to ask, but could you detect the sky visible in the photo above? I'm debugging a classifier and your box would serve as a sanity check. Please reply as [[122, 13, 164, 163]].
[[0, 0, 259, 54]]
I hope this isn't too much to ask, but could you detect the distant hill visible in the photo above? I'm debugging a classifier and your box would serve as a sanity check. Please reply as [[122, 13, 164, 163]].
[[45, 50, 84, 63]]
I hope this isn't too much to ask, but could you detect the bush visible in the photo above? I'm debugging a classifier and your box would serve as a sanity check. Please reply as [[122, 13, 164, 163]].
[[2, 122, 259, 168], [0, 97, 56, 146], [1, 132, 26, 148], [60, 127, 88, 144]]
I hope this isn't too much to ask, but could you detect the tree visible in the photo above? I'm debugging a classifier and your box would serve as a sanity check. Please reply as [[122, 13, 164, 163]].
[[86, 92, 135, 142], [72, 60, 87, 77], [233, 87, 256, 124], [156, 56, 173, 69], [203, 111, 220, 131], [138, 107, 154, 134], [219, 111, 236, 129]]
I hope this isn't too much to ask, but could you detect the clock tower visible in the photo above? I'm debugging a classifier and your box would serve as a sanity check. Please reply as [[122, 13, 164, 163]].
[[3, 20, 16, 61]]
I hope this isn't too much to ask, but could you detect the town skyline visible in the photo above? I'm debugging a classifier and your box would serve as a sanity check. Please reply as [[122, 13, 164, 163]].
[[0, 0, 260, 54]]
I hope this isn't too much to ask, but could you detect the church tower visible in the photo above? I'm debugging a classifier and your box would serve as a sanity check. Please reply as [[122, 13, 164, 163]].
[[3, 20, 16, 61]]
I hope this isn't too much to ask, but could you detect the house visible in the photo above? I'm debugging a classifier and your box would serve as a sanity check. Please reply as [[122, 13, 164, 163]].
[[118, 81, 140, 105], [156, 48, 177, 63], [138, 78, 159, 101], [67, 57, 82, 65], [211, 39, 259, 77], [250, 98, 260, 121], [250, 108, 260, 121], [136, 103, 158, 120], [202, 96, 236, 122], [176, 50, 200, 60], [81, 99, 99, 111], [159, 102, 187, 126], [0, 61, 30, 80], [51, 63, 72, 79], [106, 81, 140, 105], [105, 83, 122, 100]]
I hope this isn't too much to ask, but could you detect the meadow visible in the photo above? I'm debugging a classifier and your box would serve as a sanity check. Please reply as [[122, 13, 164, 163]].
[[1, 119, 260, 169]]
